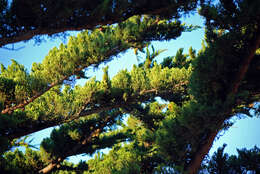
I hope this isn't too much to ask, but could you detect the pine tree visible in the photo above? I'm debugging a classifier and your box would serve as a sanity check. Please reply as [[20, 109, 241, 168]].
[[0, 0, 260, 174]]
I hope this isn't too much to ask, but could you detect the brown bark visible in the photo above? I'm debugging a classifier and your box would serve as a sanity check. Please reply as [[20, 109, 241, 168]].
[[39, 158, 63, 174], [185, 122, 223, 174], [229, 34, 260, 95], [185, 29, 260, 174], [0, 20, 116, 47]]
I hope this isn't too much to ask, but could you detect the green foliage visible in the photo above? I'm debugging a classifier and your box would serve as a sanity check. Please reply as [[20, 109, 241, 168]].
[[0, 16, 192, 156], [0, 0, 198, 46], [1, 14, 187, 114], [161, 47, 194, 69], [138, 45, 167, 69], [40, 109, 128, 163], [0, 77, 16, 110], [86, 144, 141, 174], [1, 1, 260, 173], [189, 33, 244, 105], [201, 144, 260, 174], [155, 100, 219, 169], [85, 108, 167, 174], [0, 60, 33, 104], [0, 148, 46, 174]]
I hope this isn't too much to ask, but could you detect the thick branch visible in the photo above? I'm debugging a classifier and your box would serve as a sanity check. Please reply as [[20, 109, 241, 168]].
[[39, 158, 63, 174], [229, 38, 260, 95], [186, 29, 260, 174], [185, 120, 223, 174], [0, 1, 196, 47], [6, 89, 172, 140]]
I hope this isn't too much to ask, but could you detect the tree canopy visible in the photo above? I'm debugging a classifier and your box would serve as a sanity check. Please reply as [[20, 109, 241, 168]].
[[0, 0, 260, 173], [0, 0, 197, 47]]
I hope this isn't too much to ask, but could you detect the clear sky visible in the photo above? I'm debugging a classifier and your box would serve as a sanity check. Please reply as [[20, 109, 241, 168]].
[[0, 13, 259, 163]]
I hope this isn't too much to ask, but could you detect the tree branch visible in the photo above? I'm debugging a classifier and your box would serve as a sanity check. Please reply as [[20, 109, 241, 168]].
[[6, 89, 173, 140], [1, 17, 185, 115], [1, 43, 124, 115], [1, 66, 85, 115], [39, 114, 118, 173], [38, 158, 63, 174], [186, 29, 260, 174], [0, 1, 196, 47]]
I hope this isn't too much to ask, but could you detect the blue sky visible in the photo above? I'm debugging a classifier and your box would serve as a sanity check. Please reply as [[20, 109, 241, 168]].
[[0, 13, 259, 163]]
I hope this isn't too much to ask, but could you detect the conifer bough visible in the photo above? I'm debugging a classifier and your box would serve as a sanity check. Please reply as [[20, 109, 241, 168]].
[[0, 0, 197, 47]]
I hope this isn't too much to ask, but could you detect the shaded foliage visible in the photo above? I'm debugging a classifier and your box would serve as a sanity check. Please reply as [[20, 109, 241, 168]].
[[0, 0, 198, 46]]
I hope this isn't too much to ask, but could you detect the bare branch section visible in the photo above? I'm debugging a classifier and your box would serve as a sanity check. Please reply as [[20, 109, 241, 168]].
[[186, 30, 260, 174]]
